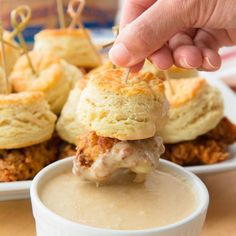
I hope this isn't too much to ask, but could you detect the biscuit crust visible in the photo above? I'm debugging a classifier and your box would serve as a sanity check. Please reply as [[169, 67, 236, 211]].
[[0, 92, 56, 149], [34, 29, 101, 68], [77, 68, 168, 140], [56, 80, 88, 145], [9, 51, 83, 114], [158, 77, 224, 143]]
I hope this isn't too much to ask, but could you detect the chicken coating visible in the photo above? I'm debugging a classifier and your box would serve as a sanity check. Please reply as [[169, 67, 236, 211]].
[[58, 141, 76, 160], [73, 132, 164, 183], [0, 136, 60, 182], [59, 118, 236, 167], [163, 118, 236, 166]]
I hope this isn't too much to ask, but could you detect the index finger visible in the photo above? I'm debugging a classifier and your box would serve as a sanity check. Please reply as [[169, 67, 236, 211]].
[[120, 0, 156, 29]]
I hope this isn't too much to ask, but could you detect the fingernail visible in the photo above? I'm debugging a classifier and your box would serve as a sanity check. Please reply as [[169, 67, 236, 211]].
[[204, 57, 218, 69], [179, 57, 195, 68], [109, 43, 132, 66]]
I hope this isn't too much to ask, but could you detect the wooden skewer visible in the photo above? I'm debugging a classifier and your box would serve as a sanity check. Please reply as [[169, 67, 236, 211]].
[[101, 25, 119, 49], [68, 0, 85, 29], [3, 40, 19, 50], [11, 6, 36, 75], [67, 0, 102, 65], [102, 41, 114, 49], [0, 22, 10, 94], [9, 5, 31, 39], [57, 0, 66, 28], [124, 68, 130, 83], [0, 23, 21, 51], [112, 25, 119, 36]]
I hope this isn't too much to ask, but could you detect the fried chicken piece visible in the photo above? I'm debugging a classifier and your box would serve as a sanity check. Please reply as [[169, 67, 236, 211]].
[[164, 140, 228, 166], [73, 132, 164, 183], [205, 117, 236, 144], [163, 118, 236, 166], [76, 132, 119, 167], [58, 141, 76, 160], [0, 136, 60, 182]]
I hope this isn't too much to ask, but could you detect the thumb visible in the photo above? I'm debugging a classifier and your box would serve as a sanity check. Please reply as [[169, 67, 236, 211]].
[[109, 0, 199, 67]]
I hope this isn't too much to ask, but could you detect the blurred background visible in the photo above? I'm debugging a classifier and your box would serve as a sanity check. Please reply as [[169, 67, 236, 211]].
[[0, 0, 236, 91], [0, 0, 121, 43]]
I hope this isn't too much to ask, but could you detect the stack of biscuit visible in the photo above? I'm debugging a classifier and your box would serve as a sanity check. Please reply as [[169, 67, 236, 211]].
[[9, 51, 83, 114], [34, 29, 102, 70], [56, 62, 236, 168], [160, 77, 236, 165], [0, 92, 57, 182], [71, 68, 168, 183], [0, 4, 105, 182]]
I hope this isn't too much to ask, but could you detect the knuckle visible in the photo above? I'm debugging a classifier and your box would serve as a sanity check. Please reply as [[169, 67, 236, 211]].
[[166, 0, 201, 27]]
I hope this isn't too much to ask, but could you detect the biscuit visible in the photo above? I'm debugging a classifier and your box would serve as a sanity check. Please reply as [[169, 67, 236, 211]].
[[56, 80, 87, 145], [34, 29, 102, 68], [9, 51, 83, 114], [0, 92, 57, 149], [157, 77, 224, 143], [142, 61, 199, 78], [77, 68, 169, 140], [0, 31, 21, 74]]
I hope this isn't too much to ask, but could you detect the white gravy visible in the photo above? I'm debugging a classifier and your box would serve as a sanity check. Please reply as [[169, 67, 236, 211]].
[[40, 167, 197, 230]]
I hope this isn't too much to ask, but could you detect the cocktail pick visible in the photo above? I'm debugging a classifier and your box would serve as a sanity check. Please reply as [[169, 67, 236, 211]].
[[0, 22, 9, 94], [57, 0, 66, 28], [11, 5, 36, 75], [3, 39, 19, 50], [101, 40, 116, 69], [67, 0, 102, 64], [123, 68, 130, 83], [102, 26, 131, 82], [101, 26, 118, 50], [112, 25, 119, 37], [68, 0, 85, 29], [102, 41, 114, 49]]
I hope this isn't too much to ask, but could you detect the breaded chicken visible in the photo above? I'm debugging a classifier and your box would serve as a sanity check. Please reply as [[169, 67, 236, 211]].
[[205, 117, 236, 144], [163, 118, 236, 166], [0, 136, 60, 182], [58, 141, 76, 160], [73, 132, 164, 183], [76, 132, 119, 166]]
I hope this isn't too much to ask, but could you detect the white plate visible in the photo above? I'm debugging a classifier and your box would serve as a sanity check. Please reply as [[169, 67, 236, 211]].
[[0, 66, 236, 201]]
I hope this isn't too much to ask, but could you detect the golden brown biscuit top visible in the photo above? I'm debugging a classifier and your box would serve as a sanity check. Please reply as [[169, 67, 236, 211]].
[[168, 65, 194, 74], [87, 61, 113, 76], [0, 91, 44, 105], [35, 28, 90, 39], [89, 68, 165, 97], [13, 51, 61, 71], [10, 51, 63, 92], [165, 77, 206, 107]]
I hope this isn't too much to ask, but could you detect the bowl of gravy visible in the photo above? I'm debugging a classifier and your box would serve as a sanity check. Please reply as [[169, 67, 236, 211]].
[[31, 157, 209, 236]]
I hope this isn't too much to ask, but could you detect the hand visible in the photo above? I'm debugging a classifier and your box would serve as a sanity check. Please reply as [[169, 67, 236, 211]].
[[109, 0, 236, 72]]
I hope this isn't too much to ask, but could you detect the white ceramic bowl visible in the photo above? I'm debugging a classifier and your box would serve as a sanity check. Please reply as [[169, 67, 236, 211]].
[[31, 157, 209, 236]]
